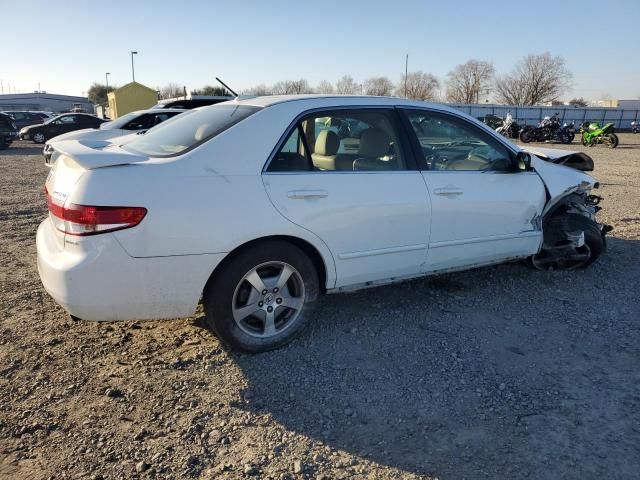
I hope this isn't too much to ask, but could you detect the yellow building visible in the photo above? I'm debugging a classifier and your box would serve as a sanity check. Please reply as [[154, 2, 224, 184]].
[[107, 82, 158, 118]]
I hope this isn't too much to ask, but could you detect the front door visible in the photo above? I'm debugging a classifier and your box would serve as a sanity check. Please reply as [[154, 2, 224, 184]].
[[401, 109, 547, 271], [263, 108, 431, 288]]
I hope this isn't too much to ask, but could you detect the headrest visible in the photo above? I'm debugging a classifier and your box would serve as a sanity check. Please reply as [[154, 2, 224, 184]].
[[358, 128, 390, 158], [314, 130, 340, 156], [194, 123, 214, 141]]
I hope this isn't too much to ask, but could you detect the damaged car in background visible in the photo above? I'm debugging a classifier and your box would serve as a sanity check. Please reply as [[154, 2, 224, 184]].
[[37, 96, 612, 352]]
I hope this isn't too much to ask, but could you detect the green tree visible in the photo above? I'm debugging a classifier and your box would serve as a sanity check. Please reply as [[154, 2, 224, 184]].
[[87, 83, 114, 106]]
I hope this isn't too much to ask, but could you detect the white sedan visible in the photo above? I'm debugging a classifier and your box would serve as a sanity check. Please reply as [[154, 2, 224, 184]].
[[43, 108, 186, 165], [37, 95, 610, 352]]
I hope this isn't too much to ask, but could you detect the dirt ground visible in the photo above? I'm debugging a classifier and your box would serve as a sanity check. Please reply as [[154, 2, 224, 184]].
[[1, 135, 639, 480]]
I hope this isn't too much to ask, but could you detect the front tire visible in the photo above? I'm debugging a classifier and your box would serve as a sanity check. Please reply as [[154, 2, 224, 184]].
[[33, 132, 46, 144], [519, 130, 531, 143], [203, 240, 319, 352], [605, 133, 619, 148], [532, 213, 605, 271]]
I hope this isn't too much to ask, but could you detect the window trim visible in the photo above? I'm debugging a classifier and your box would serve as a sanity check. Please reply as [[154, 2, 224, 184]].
[[398, 107, 520, 173], [263, 106, 419, 174]]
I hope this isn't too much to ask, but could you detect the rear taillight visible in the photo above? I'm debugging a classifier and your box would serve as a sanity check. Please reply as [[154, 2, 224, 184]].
[[45, 187, 147, 236]]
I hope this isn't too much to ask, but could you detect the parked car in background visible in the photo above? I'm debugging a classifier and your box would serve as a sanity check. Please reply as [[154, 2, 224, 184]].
[[31, 111, 56, 120], [152, 95, 231, 110], [37, 95, 610, 352], [0, 112, 18, 149], [43, 108, 187, 164], [19, 113, 106, 144], [2, 111, 48, 130]]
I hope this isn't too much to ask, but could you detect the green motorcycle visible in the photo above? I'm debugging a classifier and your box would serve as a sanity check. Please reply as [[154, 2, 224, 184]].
[[580, 121, 619, 148]]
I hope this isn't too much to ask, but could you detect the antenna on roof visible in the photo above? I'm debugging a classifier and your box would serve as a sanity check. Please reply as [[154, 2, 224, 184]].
[[216, 77, 238, 97]]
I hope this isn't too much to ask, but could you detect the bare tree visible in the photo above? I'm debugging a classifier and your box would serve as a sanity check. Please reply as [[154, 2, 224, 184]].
[[335, 75, 361, 95], [395, 71, 440, 101], [568, 97, 588, 107], [363, 76, 394, 96], [495, 52, 572, 105], [191, 85, 231, 96], [158, 82, 184, 99], [243, 84, 273, 96], [316, 80, 334, 94], [272, 79, 311, 95], [445, 60, 494, 103]]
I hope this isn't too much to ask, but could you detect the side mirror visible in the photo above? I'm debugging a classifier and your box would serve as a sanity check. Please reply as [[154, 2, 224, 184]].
[[516, 151, 532, 171]]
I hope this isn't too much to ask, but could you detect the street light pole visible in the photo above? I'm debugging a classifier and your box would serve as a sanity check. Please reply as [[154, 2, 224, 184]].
[[105, 72, 110, 91], [130, 51, 138, 82]]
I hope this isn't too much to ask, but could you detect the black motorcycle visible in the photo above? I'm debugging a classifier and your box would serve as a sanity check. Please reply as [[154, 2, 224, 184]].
[[519, 113, 572, 144], [563, 120, 577, 143]]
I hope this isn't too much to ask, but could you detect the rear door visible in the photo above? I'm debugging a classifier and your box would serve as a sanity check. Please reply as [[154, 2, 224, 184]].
[[401, 108, 546, 271], [262, 108, 431, 288]]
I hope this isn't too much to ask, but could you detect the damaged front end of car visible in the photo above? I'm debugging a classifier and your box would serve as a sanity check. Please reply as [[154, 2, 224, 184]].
[[532, 181, 613, 270]]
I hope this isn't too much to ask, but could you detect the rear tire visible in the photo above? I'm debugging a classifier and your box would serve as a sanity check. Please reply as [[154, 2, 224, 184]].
[[532, 213, 605, 271], [203, 240, 319, 352], [519, 130, 531, 143], [605, 133, 619, 148]]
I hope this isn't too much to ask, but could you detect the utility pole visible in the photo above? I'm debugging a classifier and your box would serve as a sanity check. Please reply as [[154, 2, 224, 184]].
[[105, 72, 110, 91], [130, 51, 138, 82], [404, 54, 408, 97], [1, 79, 3, 94]]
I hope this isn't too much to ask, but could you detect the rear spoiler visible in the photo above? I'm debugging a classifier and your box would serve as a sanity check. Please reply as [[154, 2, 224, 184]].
[[53, 139, 147, 170]]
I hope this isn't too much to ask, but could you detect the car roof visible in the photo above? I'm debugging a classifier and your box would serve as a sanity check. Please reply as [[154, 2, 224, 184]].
[[129, 108, 186, 115], [230, 94, 463, 116]]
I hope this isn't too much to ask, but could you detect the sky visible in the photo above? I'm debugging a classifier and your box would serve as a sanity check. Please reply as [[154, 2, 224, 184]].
[[2, 0, 639, 101]]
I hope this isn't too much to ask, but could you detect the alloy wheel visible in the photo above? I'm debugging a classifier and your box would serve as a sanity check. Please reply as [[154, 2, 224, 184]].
[[231, 261, 305, 338]]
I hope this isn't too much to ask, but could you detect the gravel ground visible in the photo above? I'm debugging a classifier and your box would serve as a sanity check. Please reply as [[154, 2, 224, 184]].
[[1, 136, 639, 480]]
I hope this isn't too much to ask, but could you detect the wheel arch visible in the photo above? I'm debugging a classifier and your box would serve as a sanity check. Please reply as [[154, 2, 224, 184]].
[[203, 235, 332, 297]]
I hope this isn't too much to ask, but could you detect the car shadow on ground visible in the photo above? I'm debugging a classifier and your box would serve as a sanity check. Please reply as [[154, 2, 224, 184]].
[[219, 237, 640, 479], [2, 143, 43, 156]]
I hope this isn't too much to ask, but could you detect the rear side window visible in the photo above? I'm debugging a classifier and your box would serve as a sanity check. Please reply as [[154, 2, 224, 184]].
[[266, 109, 406, 172], [124, 105, 259, 157]]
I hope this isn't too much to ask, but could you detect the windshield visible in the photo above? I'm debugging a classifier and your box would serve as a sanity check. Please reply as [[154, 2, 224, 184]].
[[123, 104, 260, 157], [100, 112, 140, 130], [44, 115, 65, 125]]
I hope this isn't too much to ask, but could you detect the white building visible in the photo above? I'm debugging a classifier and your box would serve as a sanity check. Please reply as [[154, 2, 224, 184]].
[[0, 93, 94, 113]]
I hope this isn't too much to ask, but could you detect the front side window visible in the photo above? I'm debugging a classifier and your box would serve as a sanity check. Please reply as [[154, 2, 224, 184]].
[[124, 104, 259, 157], [267, 109, 405, 172], [404, 110, 513, 172]]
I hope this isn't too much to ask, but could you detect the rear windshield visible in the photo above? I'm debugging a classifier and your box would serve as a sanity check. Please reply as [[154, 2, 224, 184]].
[[101, 111, 140, 130], [123, 104, 259, 157]]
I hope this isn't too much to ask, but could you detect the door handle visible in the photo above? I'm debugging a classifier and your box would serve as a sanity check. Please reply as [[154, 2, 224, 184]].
[[287, 189, 329, 199], [434, 187, 464, 197]]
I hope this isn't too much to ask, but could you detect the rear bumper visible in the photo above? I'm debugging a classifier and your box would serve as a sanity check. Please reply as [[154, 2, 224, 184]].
[[36, 219, 226, 321]]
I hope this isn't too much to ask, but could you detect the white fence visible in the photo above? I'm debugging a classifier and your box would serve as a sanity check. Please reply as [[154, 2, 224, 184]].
[[447, 104, 640, 130]]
